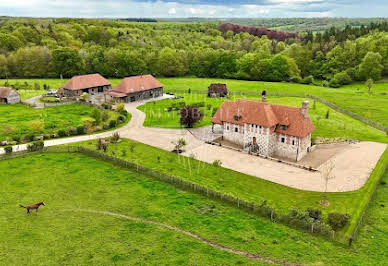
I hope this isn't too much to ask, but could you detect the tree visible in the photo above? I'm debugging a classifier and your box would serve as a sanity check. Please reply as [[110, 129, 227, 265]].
[[171, 138, 187, 154], [157, 47, 188, 77], [366, 78, 374, 94], [179, 106, 203, 128], [51, 47, 85, 77], [320, 160, 335, 205], [328, 212, 350, 231], [9, 46, 52, 78], [0, 55, 8, 78], [358, 52, 383, 81]]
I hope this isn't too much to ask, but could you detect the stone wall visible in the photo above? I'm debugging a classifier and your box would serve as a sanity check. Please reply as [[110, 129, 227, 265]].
[[126, 87, 163, 102], [6, 90, 20, 104]]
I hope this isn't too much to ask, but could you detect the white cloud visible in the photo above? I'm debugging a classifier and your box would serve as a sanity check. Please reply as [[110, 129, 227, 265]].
[[168, 8, 177, 15]]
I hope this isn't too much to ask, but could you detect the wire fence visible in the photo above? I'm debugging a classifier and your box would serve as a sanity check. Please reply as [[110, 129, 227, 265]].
[[37, 145, 349, 244]]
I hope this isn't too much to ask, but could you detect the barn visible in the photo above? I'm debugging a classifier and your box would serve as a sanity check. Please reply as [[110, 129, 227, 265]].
[[59, 73, 112, 97], [208, 83, 228, 97], [0, 87, 21, 104], [105, 75, 163, 102]]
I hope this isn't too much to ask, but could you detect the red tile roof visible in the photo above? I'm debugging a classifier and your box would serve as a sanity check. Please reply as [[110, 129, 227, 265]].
[[0, 87, 15, 98], [61, 74, 111, 91], [112, 75, 163, 94], [212, 99, 315, 138]]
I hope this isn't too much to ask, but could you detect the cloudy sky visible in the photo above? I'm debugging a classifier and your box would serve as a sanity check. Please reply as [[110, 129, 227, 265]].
[[0, 0, 387, 18]]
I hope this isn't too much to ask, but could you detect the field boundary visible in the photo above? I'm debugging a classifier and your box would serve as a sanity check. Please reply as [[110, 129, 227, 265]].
[[167, 89, 388, 133], [349, 150, 388, 245], [72, 209, 297, 265], [3, 145, 387, 245], [1, 145, 346, 243]]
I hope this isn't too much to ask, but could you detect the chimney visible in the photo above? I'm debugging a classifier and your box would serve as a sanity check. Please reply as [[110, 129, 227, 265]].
[[261, 90, 267, 103], [301, 100, 309, 119]]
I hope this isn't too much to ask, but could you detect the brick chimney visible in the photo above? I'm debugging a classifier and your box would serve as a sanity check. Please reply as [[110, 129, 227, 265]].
[[261, 90, 267, 103], [301, 100, 309, 119]]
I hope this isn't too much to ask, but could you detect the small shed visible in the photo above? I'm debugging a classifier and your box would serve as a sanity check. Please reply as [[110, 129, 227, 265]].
[[208, 83, 228, 97], [0, 87, 21, 104]]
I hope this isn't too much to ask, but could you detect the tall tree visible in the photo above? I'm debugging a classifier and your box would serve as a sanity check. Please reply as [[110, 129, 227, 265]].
[[51, 47, 85, 77]]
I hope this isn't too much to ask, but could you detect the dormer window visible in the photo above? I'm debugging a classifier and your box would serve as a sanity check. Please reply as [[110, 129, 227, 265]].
[[281, 125, 287, 130], [234, 115, 241, 121]]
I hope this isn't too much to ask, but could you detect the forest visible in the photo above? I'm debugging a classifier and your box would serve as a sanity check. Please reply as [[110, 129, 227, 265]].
[[0, 17, 387, 88]]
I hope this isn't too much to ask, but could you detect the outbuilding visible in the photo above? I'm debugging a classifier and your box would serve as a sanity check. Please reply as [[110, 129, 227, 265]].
[[105, 75, 163, 102], [0, 87, 21, 104], [59, 73, 112, 97], [208, 83, 228, 97]]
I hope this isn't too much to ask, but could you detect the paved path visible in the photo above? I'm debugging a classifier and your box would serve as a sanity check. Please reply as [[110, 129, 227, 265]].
[[1, 94, 386, 192], [71, 209, 297, 265]]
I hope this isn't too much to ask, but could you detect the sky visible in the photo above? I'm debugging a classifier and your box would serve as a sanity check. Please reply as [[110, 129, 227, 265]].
[[0, 0, 387, 18]]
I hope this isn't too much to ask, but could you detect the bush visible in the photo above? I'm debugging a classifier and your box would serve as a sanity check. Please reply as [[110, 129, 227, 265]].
[[180, 106, 203, 128], [91, 109, 102, 125], [212, 159, 222, 167], [328, 212, 350, 231], [103, 124, 110, 130], [329, 77, 341, 88], [12, 135, 21, 143], [307, 208, 322, 221], [4, 146, 12, 154], [120, 110, 128, 116], [116, 103, 125, 113], [301, 75, 314, 84], [67, 128, 78, 136], [27, 141, 44, 152], [109, 120, 117, 128], [102, 111, 109, 122], [58, 129, 67, 137], [77, 125, 85, 135], [334, 71, 352, 85], [111, 132, 120, 143]]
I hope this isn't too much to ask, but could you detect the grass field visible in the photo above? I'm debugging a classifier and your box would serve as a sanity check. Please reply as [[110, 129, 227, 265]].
[[0, 104, 119, 141], [2, 77, 388, 128], [76, 138, 388, 237], [1, 152, 387, 265], [139, 93, 388, 143]]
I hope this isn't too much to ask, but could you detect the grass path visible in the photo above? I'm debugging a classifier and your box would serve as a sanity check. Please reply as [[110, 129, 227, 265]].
[[72, 209, 298, 266]]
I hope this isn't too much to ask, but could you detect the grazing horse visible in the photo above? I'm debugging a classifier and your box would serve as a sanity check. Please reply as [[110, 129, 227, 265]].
[[20, 202, 45, 214]]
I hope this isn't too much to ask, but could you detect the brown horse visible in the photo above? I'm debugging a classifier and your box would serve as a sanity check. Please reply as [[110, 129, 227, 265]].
[[20, 202, 45, 214]]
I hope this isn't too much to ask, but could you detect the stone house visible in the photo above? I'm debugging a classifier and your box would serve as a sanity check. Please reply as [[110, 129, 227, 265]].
[[208, 83, 228, 97], [0, 87, 21, 104], [105, 75, 163, 102], [211, 96, 315, 161], [59, 73, 112, 97]]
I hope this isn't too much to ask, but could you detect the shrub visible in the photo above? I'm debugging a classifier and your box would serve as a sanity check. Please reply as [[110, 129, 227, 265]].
[[212, 159, 222, 167], [111, 132, 120, 143], [334, 71, 352, 85], [120, 110, 128, 116], [28, 120, 45, 133], [77, 125, 85, 135], [118, 115, 126, 122], [306, 208, 322, 221], [328, 212, 350, 231], [67, 127, 78, 136], [102, 111, 109, 122], [109, 120, 117, 128], [27, 141, 44, 152], [91, 109, 102, 125], [116, 103, 125, 113], [43, 134, 51, 140], [58, 129, 67, 137], [329, 78, 341, 88], [12, 135, 21, 143], [103, 124, 110, 130], [4, 146, 12, 154], [301, 75, 314, 84]]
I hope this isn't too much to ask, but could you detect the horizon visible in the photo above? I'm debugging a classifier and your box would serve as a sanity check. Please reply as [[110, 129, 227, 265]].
[[0, 0, 387, 18]]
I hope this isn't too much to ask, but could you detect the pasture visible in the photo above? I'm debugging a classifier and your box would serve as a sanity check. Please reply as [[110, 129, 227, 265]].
[[77, 138, 388, 237], [2, 77, 388, 128], [1, 152, 387, 265], [0, 104, 119, 141], [139, 93, 388, 144]]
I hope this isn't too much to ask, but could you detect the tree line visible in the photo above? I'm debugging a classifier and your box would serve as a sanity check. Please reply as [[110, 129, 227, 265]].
[[0, 18, 386, 88]]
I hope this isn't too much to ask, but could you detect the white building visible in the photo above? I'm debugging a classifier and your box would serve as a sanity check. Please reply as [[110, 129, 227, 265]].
[[211, 97, 315, 161], [0, 87, 21, 104]]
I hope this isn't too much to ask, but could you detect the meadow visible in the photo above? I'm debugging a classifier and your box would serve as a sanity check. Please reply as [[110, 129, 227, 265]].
[[76, 138, 388, 237], [139, 94, 388, 143], [0, 104, 119, 141], [3, 77, 388, 129], [1, 152, 387, 265]]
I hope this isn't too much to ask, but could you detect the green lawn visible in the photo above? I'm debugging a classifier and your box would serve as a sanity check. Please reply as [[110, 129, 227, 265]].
[[2, 77, 388, 128], [158, 77, 388, 129], [139, 93, 388, 143], [76, 138, 388, 237], [1, 152, 388, 265], [0, 104, 119, 141]]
